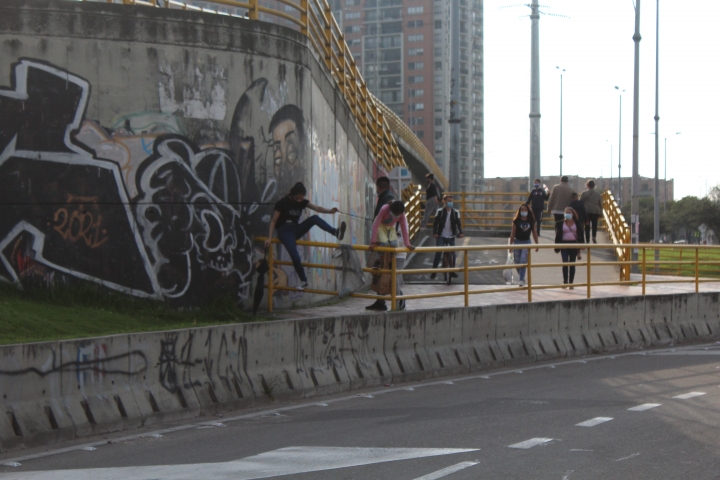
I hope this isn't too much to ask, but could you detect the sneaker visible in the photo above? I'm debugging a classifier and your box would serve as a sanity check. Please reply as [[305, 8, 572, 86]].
[[592, 237, 597, 244], [430, 273, 437, 280], [336, 222, 347, 241], [450, 272, 459, 278], [519, 280, 525, 286], [365, 300, 388, 311], [297, 281, 309, 291], [569, 286, 575, 290]]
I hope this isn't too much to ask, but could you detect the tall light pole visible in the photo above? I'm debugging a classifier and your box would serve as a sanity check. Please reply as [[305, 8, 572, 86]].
[[631, 0, 642, 256], [557, 66, 565, 176], [653, 0, 660, 245], [615, 86, 624, 204], [606, 139, 613, 192], [528, 0, 541, 190]]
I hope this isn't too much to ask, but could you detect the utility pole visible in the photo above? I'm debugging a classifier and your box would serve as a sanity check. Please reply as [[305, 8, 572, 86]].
[[615, 87, 624, 204], [557, 66, 565, 176], [653, 0, 660, 269], [528, 0, 541, 190], [631, 0, 642, 269]]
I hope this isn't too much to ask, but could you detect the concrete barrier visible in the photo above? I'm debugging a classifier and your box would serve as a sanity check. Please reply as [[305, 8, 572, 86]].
[[2, 291, 719, 450]]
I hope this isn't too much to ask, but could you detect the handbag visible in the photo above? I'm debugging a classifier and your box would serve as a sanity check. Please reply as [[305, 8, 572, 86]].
[[502, 252, 516, 285]]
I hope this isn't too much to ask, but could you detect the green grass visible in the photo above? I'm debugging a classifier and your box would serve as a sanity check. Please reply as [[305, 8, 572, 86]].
[[0, 282, 264, 346], [648, 248, 720, 278]]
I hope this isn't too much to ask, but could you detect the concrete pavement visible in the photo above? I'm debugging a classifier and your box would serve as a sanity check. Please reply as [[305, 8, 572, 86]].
[[4, 344, 720, 479]]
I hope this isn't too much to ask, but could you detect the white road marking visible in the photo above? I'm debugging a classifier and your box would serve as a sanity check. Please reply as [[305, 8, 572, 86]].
[[628, 403, 661, 411], [575, 417, 613, 427], [562, 470, 574, 480], [673, 392, 706, 399], [412, 461, 479, 480], [508, 438, 554, 449], [1, 447, 480, 480], [615, 452, 640, 462], [569, 449, 593, 452]]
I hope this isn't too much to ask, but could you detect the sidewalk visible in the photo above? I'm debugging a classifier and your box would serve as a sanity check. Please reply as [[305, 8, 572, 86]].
[[272, 230, 720, 320]]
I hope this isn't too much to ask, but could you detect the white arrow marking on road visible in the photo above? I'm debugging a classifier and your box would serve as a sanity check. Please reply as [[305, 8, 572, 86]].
[[413, 461, 479, 480], [628, 403, 661, 411], [1, 446, 479, 480], [508, 438, 554, 449], [575, 417, 613, 427], [673, 391, 706, 399]]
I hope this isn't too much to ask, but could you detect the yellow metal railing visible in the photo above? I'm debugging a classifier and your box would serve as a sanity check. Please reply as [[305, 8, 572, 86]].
[[79, 0, 408, 175], [256, 239, 720, 312], [602, 190, 631, 280]]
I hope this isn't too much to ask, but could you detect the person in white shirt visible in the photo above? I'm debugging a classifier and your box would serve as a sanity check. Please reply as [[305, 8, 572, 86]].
[[430, 195, 464, 280]]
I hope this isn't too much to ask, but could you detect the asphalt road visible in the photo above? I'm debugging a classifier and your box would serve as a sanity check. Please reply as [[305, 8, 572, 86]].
[[3, 343, 720, 479]]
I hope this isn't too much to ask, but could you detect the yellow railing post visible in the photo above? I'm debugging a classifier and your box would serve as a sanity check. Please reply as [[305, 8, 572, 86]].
[[695, 247, 700, 293], [390, 250, 397, 311], [586, 246, 591, 299], [527, 248, 532, 303], [248, 0, 258, 20], [678, 248, 683, 276], [267, 243, 274, 312], [641, 247, 646, 296], [464, 247, 469, 307], [300, 0, 308, 35]]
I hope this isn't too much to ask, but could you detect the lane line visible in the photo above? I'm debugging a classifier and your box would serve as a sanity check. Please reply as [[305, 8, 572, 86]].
[[413, 461, 479, 480], [628, 403, 661, 411], [575, 417, 613, 427], [615, 452, 640, 462], [508, 438, 554, 449], [673, 392, 706, 399]]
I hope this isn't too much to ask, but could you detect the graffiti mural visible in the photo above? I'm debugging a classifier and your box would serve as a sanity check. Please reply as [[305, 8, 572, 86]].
[[0, 56, 373, 308]]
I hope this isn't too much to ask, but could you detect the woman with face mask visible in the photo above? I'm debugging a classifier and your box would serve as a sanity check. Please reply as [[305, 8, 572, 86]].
[[509, 204, 539, 286], [554, 207, 586, 288], [265, 182, 346, 291]]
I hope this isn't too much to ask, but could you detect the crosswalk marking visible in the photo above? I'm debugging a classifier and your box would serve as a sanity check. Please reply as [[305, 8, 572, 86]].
[[508, 438, 554, 449], [575, 417, 613, 427], [673, 392, 706, 399], [628, 403, 661, 411]]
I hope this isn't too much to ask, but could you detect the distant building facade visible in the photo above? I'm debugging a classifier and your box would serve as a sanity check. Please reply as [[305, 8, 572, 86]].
[[332, 0, 484, 191]]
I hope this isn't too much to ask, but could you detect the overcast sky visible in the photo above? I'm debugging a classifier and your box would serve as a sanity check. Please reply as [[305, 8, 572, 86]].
[[483, 0, 720, 199]]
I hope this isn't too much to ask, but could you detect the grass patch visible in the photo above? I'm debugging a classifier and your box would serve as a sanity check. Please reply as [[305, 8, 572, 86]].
[[646, 248, 720, 278], [0, 282, 265, 346]]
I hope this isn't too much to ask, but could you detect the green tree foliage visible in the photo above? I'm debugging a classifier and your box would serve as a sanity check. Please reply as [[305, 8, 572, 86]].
[[620, 185, 720, 243]]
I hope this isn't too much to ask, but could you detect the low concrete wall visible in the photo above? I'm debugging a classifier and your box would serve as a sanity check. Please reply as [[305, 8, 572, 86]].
[[1, 292, 719, 449]]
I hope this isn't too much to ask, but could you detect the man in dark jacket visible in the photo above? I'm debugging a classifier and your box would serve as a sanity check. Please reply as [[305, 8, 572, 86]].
[[569, 192, 588, 241], [373, 176, 395, 218], [430, 195, 464, 279], [525, 178, 549, 235], [366, 176, 396, 310]]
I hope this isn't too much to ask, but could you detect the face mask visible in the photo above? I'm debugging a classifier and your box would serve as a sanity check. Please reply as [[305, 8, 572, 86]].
[[534, 184, 540, 188], [520, 211, 528, 217], [446, 202, 454, 208], [564, 213, 573, 220]]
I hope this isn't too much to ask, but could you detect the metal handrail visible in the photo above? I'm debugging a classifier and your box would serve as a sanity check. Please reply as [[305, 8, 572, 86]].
[[75, 0, 416, 175], [256, 238, 720, 312]]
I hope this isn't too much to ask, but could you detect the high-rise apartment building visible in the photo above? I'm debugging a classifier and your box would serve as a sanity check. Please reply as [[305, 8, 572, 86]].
[[333, 0, 484, 191]]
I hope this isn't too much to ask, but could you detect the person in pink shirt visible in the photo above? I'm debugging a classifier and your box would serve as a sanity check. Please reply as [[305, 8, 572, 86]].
[[366, 201, 415, 311]]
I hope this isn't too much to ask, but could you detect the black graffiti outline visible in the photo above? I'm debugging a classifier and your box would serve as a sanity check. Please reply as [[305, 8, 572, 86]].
[[0, 350, 148, 377]]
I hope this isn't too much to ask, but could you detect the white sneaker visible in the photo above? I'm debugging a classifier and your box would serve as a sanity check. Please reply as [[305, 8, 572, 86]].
[[519, 280, 525, 286], [297, 282, 309, 291]]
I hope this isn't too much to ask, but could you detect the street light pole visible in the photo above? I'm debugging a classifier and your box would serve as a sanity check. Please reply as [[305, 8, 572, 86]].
[[557, 66, 565, 176], [528, 0, 541, 190], [631, 0, 642, 270], [653, 0, 660, 245], [615, 86, 624, 204]]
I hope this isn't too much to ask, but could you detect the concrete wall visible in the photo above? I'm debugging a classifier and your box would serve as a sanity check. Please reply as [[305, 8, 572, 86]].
[[1, 292, 718, 450], [0, 0, 378, 309]]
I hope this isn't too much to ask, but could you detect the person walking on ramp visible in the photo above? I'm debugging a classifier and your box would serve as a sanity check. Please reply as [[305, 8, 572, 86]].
[[554, 206, 585, 288], [525, 179, 549, 235], [580, 180, 603, 244], [431, 195, 464, 280], [547, 175, 574, 222], [509, 204, 539, 287], [265, 182, 346, 290]]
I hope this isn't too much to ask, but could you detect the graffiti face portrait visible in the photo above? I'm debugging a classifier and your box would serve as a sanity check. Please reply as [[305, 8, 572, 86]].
[[268, 105, 305, 195]]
